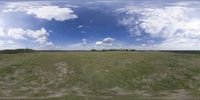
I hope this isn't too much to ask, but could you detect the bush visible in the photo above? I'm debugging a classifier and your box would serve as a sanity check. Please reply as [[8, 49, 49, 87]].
[[91, 49, 97, 52]]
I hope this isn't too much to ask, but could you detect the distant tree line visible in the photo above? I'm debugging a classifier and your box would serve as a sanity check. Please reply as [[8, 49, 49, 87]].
[[0, 48, 34, 54], [91, 49, 135, 52], [0, 48, 136, 53]]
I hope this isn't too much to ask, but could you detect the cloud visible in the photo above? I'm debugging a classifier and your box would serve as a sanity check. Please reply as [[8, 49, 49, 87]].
[[0, 27, 53, 48], [66, 39, 96, 50], [155, 38, 200, 50], [103, 37, 115, 44], [95, 41, 103, 46], [27, 6, 78, 21], [67, 37, 118, 50], [2, 3, 78, 21], [81, 31, 86, 34], [117, 6, 198, 37], [169, 1, 200, 7], [133, 37, 200, 50], [78, 25, 83, 28], [0, 27, 6, 37], [7, 28, 27, 40], [0, 40, 19, 50], [117, 6, 200, 50], [95, 37, 115, 46], [82, 39, 87, 44], [27, 28, 53, 47], [71, 39, 88, 47]]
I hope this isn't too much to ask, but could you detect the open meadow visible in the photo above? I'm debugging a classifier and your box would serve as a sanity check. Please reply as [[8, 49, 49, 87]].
[[0, 51, 200, 100]]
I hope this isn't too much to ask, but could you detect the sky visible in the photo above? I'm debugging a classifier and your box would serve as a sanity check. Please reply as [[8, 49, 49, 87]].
[[0, 0, 200, 50]]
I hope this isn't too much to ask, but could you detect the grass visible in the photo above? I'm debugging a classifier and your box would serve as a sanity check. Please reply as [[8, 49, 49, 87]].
[[0, 51, 199, 99]]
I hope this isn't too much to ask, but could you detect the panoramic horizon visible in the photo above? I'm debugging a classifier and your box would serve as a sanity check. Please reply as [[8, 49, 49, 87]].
[[0, 0, 200, 50], [0, 1, 200, 99]]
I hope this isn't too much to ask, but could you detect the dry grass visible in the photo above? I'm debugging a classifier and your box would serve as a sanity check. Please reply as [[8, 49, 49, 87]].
[[0, 51, 199, 99]]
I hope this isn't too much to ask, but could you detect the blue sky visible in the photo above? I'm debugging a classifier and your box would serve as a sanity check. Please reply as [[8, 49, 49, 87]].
[[0, 0, 200, 50]]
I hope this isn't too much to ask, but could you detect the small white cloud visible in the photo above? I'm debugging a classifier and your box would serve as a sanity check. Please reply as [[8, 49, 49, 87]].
[[67, 38, 120, 50], [78, 25, 83, 28], [71, 39, 88, 47], [95, 37, 115, 46], [81, 31, 86, 34], [103, 37, 115, 44], [95, 41, 103, 46], [82, 39, 87, 44], [82, 39, 87, 42]]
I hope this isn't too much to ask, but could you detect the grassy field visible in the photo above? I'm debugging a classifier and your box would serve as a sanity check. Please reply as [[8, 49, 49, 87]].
[[0, 51, 200, 100]]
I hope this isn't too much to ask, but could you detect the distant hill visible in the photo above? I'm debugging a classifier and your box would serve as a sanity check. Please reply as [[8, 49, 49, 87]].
[[0, 49, 34, 54]]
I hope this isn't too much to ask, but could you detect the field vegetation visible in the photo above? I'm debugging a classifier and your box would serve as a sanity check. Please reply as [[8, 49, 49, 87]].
[[0, 51, 199, 100]]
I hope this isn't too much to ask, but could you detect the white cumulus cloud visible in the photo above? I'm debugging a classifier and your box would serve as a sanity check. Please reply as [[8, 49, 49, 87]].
[[95, 41, 104, 46], [95, 37, 115, 46], [2, 3, 78, 21], [7, 28, 27, 40], [117, 6, 200, 50], [27, 6, 78, 21], [0, 27, 53, 48]]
